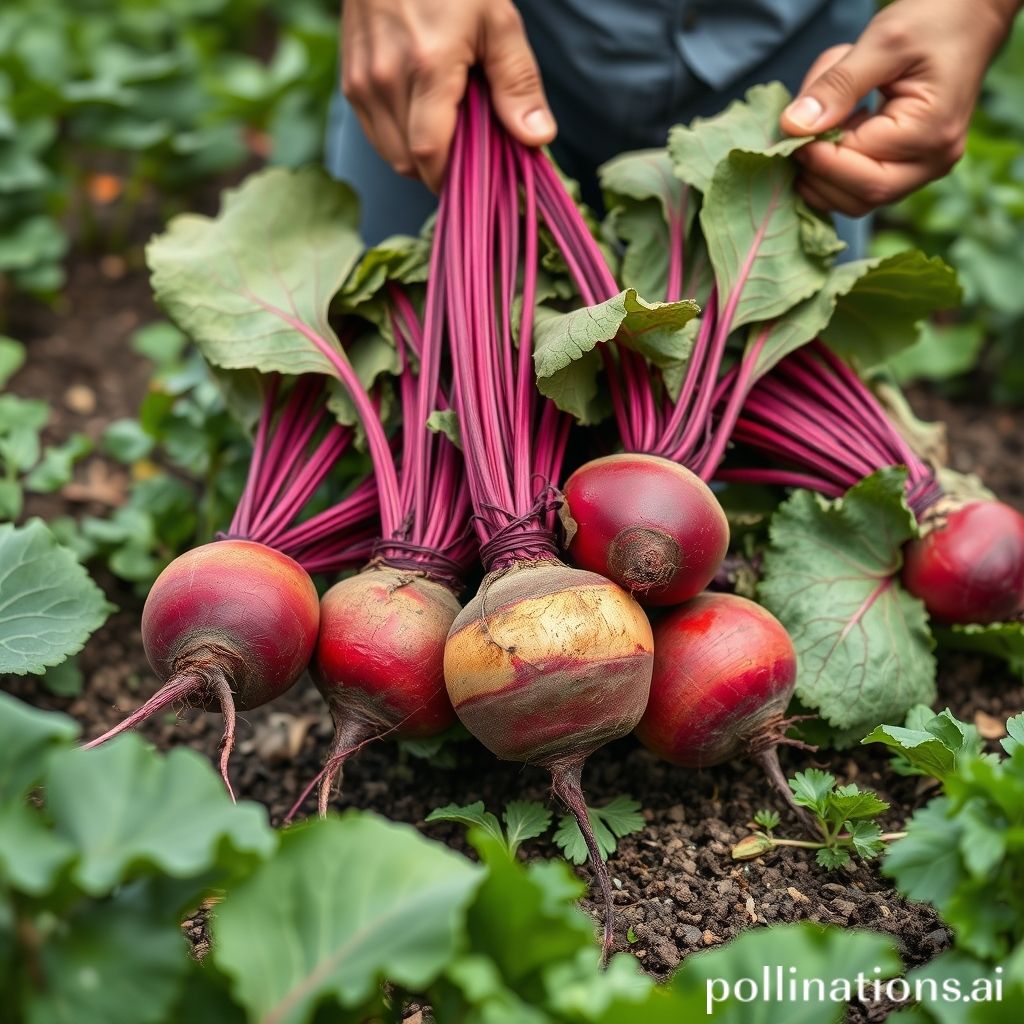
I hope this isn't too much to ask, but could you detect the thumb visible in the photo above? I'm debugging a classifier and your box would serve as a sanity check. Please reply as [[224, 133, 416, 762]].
[[781, 40, 899, 135], [481, 5, 556, 147]]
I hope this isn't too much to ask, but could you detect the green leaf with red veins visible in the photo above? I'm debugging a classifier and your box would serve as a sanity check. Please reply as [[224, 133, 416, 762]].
[[147, 166, 363, 379], [699, 150, 835, 334], [758, 467, 936, 733], [668, 82, 809, 194], [599, 148, 697, 301]]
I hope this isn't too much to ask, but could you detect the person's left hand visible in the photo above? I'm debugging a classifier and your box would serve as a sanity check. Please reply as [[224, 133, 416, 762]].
[[779, 0, 1020, 216]]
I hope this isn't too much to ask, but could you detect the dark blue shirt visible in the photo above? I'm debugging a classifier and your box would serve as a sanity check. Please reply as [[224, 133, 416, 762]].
[[326, 0, 874, 247]]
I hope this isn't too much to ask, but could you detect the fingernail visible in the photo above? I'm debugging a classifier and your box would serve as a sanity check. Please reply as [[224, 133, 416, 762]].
[[785, 96, 824, 130], [523, 108, 555, 137]]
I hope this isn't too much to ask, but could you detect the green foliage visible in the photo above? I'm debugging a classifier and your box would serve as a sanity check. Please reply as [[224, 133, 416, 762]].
[[934, 621, 1024, 677], [427, 796, 645, 866], [148, 167, 365, 379], [597, 923, 901, 1023], [533, 290, 699, 423], [57, 321, 252, 590], [880, 19, 1024, 401], [0, 0, 339, 296], [0, 692, 278, 1024], [553, 796, 646, 866], [0, 518, 112, 675], [213, 814, 483, 1023], [6, 692, 1021, 1022], [0, 384, 92, 519], [427, 799, 553, 857], [759, 468, 936, 737], [883, 717, 1024, 962], [863, 706, 988, 781], [668, 82, 811, 195], [735, 768, 892, 871]]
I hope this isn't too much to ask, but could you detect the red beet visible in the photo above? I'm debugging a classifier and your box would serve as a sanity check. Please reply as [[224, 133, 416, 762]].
[[312, 566, 461, 813], [635, 593, 813, 827], [902, 499, 1024, 625], [563, 453, 729, 607], [85, 540, 319, 794]]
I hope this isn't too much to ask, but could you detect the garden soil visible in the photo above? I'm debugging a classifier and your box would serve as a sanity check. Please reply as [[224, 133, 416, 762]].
[[5, 254, 1023, 1023]]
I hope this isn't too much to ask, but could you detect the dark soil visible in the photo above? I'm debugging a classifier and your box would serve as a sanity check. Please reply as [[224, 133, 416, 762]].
[[4, 250, 1024, 1023]]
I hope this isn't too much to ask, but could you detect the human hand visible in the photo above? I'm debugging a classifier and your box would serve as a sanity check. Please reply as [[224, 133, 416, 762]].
[[779, 0, 1021, 216], [341, 0, 557, 191]]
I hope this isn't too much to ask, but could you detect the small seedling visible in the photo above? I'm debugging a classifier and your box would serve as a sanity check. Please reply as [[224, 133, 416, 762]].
[[733, 769, 905, 870], [426, 794, 645, 864]]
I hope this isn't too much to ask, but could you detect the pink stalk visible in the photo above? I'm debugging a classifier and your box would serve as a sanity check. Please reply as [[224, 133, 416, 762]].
[[717, 342, 942, 516]]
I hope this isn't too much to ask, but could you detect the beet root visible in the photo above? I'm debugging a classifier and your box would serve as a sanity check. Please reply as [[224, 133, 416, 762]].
[[563, 454, 729, 607], [84, 539, 319, 796], [902, 499, 1024, 625], [312, 565, 461, 814], [635, 593, 815, 831]]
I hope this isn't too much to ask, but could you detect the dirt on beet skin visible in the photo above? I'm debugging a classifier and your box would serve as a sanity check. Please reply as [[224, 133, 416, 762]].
[[3, 252, 1024, 1023]]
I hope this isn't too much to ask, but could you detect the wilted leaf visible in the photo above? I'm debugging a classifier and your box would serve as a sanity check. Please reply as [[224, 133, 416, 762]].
[[599, 148, 695, 300], [533, 289, 698, 422]]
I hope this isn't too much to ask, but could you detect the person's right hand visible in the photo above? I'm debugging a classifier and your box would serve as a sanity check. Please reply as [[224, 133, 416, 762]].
[[341, 0, 557, 191]]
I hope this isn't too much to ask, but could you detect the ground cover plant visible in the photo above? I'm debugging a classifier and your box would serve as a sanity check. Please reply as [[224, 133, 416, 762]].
[[2, 48, 1024, 1024]]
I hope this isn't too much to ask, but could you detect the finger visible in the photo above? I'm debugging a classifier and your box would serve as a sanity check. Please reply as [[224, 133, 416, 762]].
[[797, 177, 872, 218], [481, 4, 556, 147], [835, 94, 965, 164], [407, 63, 470, 191], [343, 38, 416, 177], [798, 141, 940, 208], [371, 106, 417, 177], [781, 35, 907, 136], [796, 44, 853, 96]]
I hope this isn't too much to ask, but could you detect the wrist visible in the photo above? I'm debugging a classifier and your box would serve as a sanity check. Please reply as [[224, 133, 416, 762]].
[[976, 0, 1022, 48]]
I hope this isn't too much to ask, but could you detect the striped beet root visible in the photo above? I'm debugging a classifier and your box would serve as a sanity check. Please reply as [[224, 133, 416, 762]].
[[445, 562, 653, 766], [437, 81, 655, 960]]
